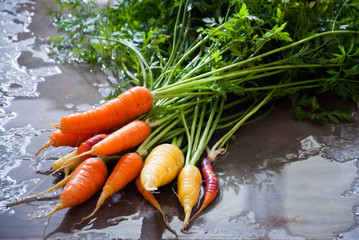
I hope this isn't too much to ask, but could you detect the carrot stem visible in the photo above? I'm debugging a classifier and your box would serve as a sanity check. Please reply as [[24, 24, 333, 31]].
[[153, 30, 359, 97], [137, 117, 183, 156], [209, 89, 276, 158]]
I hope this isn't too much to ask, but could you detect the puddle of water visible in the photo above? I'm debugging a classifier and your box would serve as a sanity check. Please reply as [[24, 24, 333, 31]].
[[187, 111, 359, 240], [281, 156, 358, 238], [0, 0, 109, 213], [0, 0, 359, 239]]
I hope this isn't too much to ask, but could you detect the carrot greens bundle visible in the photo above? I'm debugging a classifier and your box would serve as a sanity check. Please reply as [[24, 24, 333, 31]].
[[176, 95, 225, 229]]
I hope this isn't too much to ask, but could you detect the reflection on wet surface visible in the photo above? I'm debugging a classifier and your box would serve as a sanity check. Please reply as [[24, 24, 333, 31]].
[[0, 0, 359, 239]]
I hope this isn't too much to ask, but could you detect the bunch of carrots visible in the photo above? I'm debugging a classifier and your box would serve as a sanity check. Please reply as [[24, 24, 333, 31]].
[[9, 0, 359, 238], [10, 83, 276, 236], [11, 85, 244, 238]]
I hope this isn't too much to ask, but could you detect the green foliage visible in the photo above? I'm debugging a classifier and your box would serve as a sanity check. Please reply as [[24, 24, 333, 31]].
[[290, 93, 354, 125], [48, 0, 359, 125]]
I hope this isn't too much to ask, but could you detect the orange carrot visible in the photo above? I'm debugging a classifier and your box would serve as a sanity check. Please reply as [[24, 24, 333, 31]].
[[190, 157, 218, 222], [35, 130, 93, 156], [29, 158, 108, 219], [55, 86, 153, 134], [135, 175, 179, 239], [136, 175, 163, 213], [22, 134, 109, 203], [81, 120, 151, 157], [76, 152, 143, 224], [177, 165, 202, 230]]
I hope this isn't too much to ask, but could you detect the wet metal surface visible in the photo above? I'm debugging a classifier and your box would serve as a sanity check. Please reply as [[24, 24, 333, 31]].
[[1, 1, 359, 239]]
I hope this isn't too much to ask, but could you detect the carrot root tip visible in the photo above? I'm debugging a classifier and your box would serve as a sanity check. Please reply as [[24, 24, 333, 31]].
[[159, 211, 180, 239], [45, 123, 61, 130], [74, 206, 98, 227], [76, 192, 107, 226], [28, 204, 63, 220], [142, 178, 158, 192], [180, 227, 196, 234], [35, 140, 53, 156], [182, 212, 191, 229], [142, 181, 158, 191], [189, 206, 205, 223], [144, 186, 157, 191]]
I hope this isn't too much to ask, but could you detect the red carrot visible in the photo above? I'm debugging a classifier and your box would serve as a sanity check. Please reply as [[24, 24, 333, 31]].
[[76, 134, 107, 160], [190, 157, 218, 222]]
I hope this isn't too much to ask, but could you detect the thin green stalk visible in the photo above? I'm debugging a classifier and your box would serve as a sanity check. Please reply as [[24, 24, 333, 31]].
[[242, 76, 359, 92], [167, 96, 216, 112], [189, 100, 201, 157], [152, 91, 215, 100], [218, 110, 248, 126], [208, 89, 276, 158], [190, 96, 224, 166], [120, 61, 140, 85], [161, 22, 227, 87], [243, 79, 323, 92], [217, 105, 273, 130], [332, 0, 349, 30], [198, 30, 359, 82], [88, 35, 153, 90], [154, 94, 194, 109], [192, 101, 206, 152], [166, 8, 191, 78], [179, 42, 226, 82], [186, 63, 339, 87], [171, 134, 185, 149], [227, 69, 285, 86], [223, 97, 250, 110], [156, 0, 189, 87], [149, 107, 193, 128], [136, 117, 183, 156], [161, 129, 186, 146], [153, 30, 359, 96], [181, 108, 192, 162], [153, 63, 340, 96]]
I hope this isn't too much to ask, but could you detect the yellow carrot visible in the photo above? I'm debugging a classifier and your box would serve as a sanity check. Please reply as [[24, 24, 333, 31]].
[[51, 150, 82, 176], [140, 143, 184, 191], [177, 165, 202, 229]]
